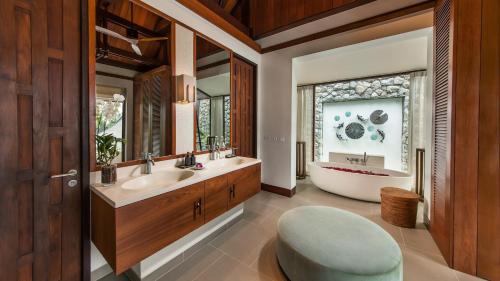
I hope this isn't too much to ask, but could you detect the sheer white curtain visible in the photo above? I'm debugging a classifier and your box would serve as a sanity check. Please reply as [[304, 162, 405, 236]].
[[409, 71, 427, 182], [210, 96, 224, 139], [297, 85, 314, 173]]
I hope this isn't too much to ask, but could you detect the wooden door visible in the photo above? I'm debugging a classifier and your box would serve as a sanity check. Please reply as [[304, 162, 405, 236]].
[[0, 0, 82, 280], [231, 56, 256, 157], [228, 164, 261, 208], [133, 65, 172, 159], [204, 175, 229, 223], [430, 0, 454, 265]]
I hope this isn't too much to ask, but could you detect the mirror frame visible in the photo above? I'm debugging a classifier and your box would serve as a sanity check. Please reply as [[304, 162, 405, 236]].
[[193, 32, 234, 153]]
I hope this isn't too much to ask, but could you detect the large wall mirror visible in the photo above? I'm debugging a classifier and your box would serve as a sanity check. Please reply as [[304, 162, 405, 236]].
[[195, 35, 231, 151], [91, 0, 173, 169]]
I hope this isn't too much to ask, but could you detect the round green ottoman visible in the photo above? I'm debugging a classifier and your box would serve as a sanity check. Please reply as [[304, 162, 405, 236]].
[[276, 206, 402, 281]]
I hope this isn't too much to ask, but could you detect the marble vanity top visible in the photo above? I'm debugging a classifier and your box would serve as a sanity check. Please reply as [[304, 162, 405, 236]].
[[91, 157, 261, 208]]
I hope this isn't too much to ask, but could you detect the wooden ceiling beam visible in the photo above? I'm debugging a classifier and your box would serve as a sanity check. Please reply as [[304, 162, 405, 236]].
[[175, 0, 261, 52], [97, 8, 166, 38], [223, 0, 239, 13]]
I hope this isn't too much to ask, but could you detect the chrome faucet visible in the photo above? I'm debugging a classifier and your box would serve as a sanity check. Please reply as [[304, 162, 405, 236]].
[[143, 152, 155, 174], [361, 152, 368, 166]]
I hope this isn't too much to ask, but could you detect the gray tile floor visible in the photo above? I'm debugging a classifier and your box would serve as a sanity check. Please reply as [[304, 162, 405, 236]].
[[104, 179, 485, 281]]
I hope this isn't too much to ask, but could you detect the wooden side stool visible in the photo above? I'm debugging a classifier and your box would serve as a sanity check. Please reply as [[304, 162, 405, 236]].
[[380, 187, 419, 228]]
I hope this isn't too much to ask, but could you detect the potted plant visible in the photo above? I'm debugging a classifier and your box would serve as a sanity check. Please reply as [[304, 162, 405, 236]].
[[96, 134, 125, 185]]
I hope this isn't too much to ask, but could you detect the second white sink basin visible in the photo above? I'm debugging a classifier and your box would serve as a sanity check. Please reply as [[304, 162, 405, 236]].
[[205, 157, 249, 169], [121, 170, 195, 190]]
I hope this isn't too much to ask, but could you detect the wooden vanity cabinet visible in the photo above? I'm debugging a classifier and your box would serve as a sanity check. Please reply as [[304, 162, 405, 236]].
[[228, 164, 261, 208], [91, 182, 205, 274], [92, 163, 261, 274]]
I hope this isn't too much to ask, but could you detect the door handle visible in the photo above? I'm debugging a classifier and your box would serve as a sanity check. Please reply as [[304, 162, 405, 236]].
[[51, 169, 78, 179]]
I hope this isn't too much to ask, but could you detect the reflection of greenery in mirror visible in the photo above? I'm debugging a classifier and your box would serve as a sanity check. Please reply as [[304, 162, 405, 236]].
[[195, 35, 231, 151], [96, 134, 126, 166], [96, 86, 126, 163]]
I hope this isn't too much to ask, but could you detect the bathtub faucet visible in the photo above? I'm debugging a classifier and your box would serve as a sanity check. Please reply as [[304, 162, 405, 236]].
[[361, 152, 368, 166]]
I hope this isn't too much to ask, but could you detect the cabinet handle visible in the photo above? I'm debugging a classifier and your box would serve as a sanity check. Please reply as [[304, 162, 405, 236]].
[[197, 199, 202, 215], [232, 185, 236, 198]]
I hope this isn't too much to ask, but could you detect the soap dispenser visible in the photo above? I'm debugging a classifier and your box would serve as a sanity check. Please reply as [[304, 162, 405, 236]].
[[184, 152, 191, 167], [190, 152, 196, 166]]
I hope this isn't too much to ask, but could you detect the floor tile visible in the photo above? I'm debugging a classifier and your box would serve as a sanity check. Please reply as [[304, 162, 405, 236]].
[[402, 245, 458, 281], [193, 254, 273, 281], [249, 238, 288, 281], [455, 271, 487, 281], [209, 219, 275, 266], [157, 245, 223, 281], [400, 224, 441, 255]]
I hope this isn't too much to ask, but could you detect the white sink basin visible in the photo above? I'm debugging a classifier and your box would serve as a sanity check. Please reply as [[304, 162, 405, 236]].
[[205, 157, 249, 169], [121, 170, 195, 190]]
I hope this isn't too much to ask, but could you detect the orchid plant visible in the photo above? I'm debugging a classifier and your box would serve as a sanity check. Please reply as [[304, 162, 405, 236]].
[[95, 93, 126, 166]]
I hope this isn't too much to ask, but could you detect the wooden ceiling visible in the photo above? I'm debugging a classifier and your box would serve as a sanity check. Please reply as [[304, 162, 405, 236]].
[[96, 0, 171, 72], [198, 0, 376, 39]]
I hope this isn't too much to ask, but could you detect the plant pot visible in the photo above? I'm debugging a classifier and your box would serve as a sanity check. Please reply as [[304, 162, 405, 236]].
[[101, 164, 117, 186]]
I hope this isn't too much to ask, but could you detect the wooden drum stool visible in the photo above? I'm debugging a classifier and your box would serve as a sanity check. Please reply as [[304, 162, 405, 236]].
[[380, 187, 419, 228]]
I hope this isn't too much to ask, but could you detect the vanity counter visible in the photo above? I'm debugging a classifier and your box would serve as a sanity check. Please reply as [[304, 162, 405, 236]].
[[91, 156, 261, 208]]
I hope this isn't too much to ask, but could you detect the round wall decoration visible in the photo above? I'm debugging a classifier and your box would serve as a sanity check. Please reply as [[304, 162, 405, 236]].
[[345, 122, 365, 139], [370, 110, 389, 124], [334, 115, 341, 121], [345, 111, 352, 117]]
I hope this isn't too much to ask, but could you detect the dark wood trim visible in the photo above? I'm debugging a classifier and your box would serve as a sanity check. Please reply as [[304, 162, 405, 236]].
[[253, 0, 376, 39], [96, 8, 165, 38], [197, 58, 230, 72], [261, 183, 296, 198], [95, 71, 133, 81], [196, 0, 250, 35], [173, 0, 261, 52], [104, 46, 164, 66], [82, 2, 91, 280], [261, 0, 435, 54], [170, 23, 177, 155]]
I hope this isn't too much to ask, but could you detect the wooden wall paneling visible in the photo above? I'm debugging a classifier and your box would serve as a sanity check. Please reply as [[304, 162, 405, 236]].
[[431, 0, 454, 265], [477, 0, 500, 279], [0, 0, 21, 279], [452, 0, 482, 273]]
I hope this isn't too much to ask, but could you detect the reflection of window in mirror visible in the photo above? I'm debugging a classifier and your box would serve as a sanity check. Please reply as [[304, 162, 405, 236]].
[[195, 35, 231, 151], [93, 0, 173, 168], [96, 85, 126, 163]]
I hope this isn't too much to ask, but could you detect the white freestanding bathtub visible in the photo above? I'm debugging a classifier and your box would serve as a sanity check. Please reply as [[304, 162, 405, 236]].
[[309, 162, 413, 202]]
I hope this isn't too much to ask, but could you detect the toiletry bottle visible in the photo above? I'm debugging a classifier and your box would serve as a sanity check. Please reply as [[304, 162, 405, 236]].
[[184, 153, 191, 166], [190, 152, 196, 166]]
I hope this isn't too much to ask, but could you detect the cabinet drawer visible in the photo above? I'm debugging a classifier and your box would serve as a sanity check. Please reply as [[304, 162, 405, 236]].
[[228, 164, 261, 208], [205, 174, 229, 223]]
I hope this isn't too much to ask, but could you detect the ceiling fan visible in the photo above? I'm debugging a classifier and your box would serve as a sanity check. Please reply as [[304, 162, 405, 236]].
[[96, 2, 168, 56]]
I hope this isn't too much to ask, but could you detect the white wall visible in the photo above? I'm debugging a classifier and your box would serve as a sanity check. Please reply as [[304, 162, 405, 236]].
[[174, 24, 195, 154], [322, 98, 404, 170], [260, 13, 433, 189], [295, 35, 429, 85]]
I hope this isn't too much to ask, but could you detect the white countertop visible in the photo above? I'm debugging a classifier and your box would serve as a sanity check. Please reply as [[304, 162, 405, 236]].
[[91, 157, 261, 208]]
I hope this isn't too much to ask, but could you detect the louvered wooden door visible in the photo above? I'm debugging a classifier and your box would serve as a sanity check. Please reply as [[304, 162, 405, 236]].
[[0, 0, 82, 280], [133, 65, 172, 158], [431, 0, 454, 265], [231, 57, 256, 157]]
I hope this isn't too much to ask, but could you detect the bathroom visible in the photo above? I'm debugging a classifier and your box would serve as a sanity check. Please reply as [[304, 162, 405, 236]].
[[0, 0, 498, 281]]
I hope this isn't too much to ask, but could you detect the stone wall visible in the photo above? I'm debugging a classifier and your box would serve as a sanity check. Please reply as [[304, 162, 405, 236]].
[[314, 74, 411, 171]]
